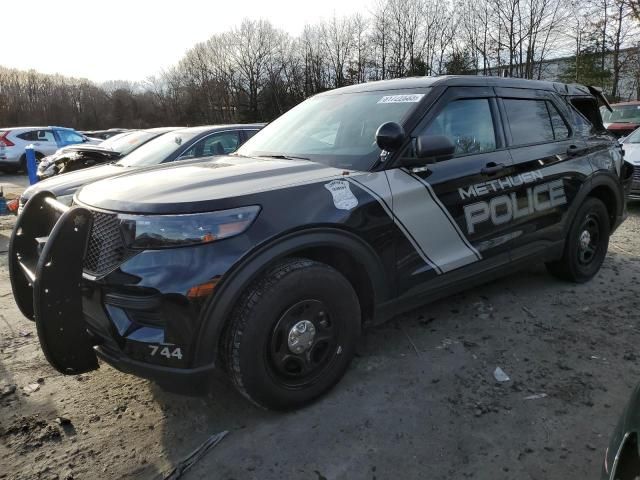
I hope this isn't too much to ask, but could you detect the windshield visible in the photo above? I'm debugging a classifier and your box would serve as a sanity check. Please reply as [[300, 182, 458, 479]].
[[235, 88, 431, 171], [117, 130, 201, 167], [601, 104, 640, 124], [101, 131, 160, 155], [622, 127, 640, 143]]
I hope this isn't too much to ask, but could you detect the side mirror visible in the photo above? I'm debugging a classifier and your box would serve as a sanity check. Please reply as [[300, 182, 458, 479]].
[[375, 122, 406, 152], [416, 135, 456, 160]]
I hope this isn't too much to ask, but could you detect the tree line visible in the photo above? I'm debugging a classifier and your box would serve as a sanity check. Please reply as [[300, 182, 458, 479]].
[[1, 0, 639, 129]]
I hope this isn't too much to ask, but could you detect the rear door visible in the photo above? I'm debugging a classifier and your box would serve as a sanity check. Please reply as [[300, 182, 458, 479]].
[[389, 86, 514, 295], [14, 129, 57, 157], [495, 87, 593, 260]]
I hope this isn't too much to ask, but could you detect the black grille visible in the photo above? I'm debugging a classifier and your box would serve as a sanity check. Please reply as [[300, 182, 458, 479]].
[[84, 211, 131, 277], [633, 165, 640, 183]]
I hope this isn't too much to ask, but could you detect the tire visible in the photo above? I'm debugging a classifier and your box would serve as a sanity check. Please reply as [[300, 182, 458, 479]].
[[223, 257, 361, 410], [17, 152, 43, 174], [546, 197, 610, 283]]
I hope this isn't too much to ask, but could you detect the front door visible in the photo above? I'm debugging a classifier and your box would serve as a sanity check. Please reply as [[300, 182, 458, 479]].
[[34, 129, 58, 155], [388, 87, 515, 296]]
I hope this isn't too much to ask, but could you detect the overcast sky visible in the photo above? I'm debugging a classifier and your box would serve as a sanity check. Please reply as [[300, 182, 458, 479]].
[[2, 0, 371, 83]]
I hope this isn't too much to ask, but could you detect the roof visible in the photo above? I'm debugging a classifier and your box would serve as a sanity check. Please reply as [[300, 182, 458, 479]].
[[321, 75, 592, 96], [0, 125, 79, 131], [172, 124, 266, 134]]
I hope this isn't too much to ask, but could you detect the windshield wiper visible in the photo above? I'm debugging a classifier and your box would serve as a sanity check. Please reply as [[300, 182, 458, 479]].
[[259, 154, 310, 161]]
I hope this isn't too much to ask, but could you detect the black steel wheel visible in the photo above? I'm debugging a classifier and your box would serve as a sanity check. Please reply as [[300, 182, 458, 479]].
[[546, 197, 610, 283], [223, 258, 360, 410], [267, 299, 340, 389], [576, 213, 600, 266]]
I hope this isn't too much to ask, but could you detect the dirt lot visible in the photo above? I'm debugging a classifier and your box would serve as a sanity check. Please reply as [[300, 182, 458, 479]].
[[0, 173, 639, 479]]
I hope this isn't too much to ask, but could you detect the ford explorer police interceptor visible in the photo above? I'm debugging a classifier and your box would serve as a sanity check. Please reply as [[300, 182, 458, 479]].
[[9, 76, 634, 410]]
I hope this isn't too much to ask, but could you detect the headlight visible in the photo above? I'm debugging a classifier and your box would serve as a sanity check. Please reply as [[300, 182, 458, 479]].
[[118, 205, 260, 249]]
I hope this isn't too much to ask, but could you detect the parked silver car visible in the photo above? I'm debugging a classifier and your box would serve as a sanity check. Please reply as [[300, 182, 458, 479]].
[[620, 127, 640, 199], [0, 126, 98, 173]]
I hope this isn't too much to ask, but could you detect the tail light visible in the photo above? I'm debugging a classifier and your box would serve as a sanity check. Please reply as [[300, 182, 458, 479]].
[[0, 131, 14, 147]]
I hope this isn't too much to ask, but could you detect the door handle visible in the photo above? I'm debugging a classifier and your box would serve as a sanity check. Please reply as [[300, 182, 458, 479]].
[[481, 162, 505, 175]]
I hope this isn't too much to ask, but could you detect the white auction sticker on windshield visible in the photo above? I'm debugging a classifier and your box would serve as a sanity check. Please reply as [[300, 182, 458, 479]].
[[377, 94, 425, 104]]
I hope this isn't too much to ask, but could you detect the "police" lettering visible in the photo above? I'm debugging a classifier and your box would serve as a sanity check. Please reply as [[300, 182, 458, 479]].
[[463, 179, 567, 234]]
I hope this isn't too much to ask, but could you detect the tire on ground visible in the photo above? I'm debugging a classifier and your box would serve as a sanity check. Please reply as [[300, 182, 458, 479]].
[[223, 257, 361, 410], [546, 197, 610, 283]]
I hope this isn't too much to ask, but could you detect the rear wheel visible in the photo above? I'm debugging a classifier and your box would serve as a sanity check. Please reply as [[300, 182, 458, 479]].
[[546, 197, 610, 283], [17, 152, 43, 173], [223, 258, 361, 410]]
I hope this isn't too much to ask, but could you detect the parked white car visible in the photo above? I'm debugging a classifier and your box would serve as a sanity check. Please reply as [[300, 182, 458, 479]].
[[0, 126, 98, 173], [620, 127, 640, 200]]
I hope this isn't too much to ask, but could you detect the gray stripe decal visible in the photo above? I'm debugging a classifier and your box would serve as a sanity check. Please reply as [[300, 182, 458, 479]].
[[403, 169, 482, 261], [383, 169, 481, 273], [347, 174, 442, 274]]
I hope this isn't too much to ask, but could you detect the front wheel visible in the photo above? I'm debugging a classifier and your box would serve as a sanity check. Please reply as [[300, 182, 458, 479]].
[[223, 258, 361, 410], [546, 197, 610, 283]]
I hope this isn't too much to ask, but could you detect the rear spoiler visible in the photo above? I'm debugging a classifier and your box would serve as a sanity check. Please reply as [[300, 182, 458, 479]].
[[587, 86, 613, 112]]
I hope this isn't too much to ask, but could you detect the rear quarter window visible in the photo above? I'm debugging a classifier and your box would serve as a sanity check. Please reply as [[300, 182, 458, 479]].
[[570, 97, 604, 130], [17, 131, 38, 141]]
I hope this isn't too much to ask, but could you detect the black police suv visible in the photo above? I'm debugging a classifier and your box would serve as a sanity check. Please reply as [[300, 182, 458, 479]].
[[10, 76, 633, 410]]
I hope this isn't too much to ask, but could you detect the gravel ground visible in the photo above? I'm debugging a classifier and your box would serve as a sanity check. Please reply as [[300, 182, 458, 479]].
[[0, 174, 638, 479]]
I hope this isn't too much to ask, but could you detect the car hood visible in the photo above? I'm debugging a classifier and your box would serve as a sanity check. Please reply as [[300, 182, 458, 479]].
[[622, 143, 640, 164], [77, 155, 350, 214], [23, 163, 127, 200]]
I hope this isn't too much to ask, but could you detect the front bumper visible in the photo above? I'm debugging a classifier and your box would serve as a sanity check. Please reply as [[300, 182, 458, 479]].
[[94, 345, 215, 394], [9, 191, 229, 390], [630, 165, 640, 199], [0, 147, 22, 165]]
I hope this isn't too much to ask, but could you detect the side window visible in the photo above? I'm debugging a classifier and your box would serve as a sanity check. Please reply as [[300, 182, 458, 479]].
[[178, 131, 240, 160], [17, 131, 38, 141], [547, 103, 570, 140], [571, 107, 593, 137], [503, 99, 570, 146], [56, 130, 84, 145], [408, 98, 497, 159], [570, 97, 602, 129], [243, 129, 260, 141], [37, 130, 56, 142]]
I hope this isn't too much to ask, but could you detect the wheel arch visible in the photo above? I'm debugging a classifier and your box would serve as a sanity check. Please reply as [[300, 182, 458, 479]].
[[586, 177, 621, 229], [192, 227, 391, 366], [19, 150, 45, 159]]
